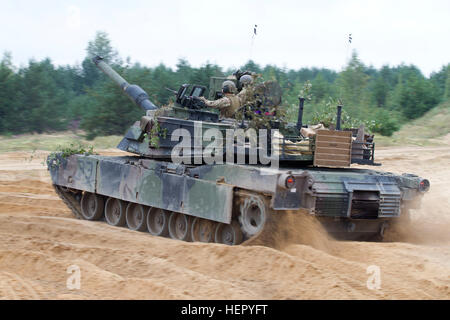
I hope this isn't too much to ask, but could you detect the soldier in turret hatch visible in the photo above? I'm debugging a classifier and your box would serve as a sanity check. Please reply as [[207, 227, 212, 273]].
[[199, 80, 241, 118], [237, 74, 255, 105], [199, 76, 255, 118]]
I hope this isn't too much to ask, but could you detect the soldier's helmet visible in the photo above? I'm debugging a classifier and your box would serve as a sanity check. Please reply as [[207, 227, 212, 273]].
[[222, 80, 237, 94], [239, 74, 253, 86]]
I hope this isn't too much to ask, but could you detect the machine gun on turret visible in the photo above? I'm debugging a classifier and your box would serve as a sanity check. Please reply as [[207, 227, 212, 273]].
[[166, 84, 208, 110]]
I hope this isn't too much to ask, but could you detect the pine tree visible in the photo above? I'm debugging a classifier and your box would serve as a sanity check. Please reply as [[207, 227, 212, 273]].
[[391, 67, 439, 119], [81, 67, 145, 139], [311, 73, 331, 102], [86, 31, 119, 63], [19, 59, 67, 132], [0, 52, 18, 133], [372, 75, 389, 107], [82, 31, 121, 87], [444, 65, 450, 101], [336, 51, 369, 108]]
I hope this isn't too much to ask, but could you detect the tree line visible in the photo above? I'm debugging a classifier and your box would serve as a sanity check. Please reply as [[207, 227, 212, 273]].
[[0, 31, 449, 138]]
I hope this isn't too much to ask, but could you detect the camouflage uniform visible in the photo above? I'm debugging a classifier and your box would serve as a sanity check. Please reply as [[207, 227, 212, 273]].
[[201, 73, 257, 118], [237, 85, 255, 106], [200, 93, 242, 118]]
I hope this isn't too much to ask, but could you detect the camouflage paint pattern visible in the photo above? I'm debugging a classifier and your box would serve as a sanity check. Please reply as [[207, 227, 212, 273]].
[[48, 154, 427, 226]]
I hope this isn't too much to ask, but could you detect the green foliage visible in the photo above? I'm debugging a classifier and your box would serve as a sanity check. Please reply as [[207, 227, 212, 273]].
[[371, 74, 389, 107], [390, 68, 440, 119], [86, 31, 119, 64], [336, 52, 369, 107], [18, 59, 70, 132], [47, 142, 95, 167], [80, 70, 145, 139], [0, 33, 447, 139], [370, 108, 400, 136], [0, 52, 18, 133], [311, 97, 350, 128], [430, 64, 450, 101], [444, 66, 450, 101], [311, 73, 332, 102], [146, 119, 167, 148], [376, 100, 450, 146], [299, 80, 313, 100], [56, 142, 95, 158]]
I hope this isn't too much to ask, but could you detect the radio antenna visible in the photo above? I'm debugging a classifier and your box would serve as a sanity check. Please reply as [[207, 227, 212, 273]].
[[249, 24, 258, 61]]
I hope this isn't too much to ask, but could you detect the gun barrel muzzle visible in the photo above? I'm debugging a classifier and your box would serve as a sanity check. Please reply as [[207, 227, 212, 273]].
[[93, 56, 129, 90]]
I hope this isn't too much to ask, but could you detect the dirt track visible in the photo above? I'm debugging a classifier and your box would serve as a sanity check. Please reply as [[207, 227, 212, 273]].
[[0, 146, 449, 299]]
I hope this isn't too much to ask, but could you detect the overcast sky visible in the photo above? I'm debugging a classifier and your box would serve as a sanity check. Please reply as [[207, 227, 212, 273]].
[[1, 0, 449, 76]]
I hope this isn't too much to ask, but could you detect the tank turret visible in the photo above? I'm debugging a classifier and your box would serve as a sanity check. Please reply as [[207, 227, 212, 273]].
[[92, 57, 364, 166]]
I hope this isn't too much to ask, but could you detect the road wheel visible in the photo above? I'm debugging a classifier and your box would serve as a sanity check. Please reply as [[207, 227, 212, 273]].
[[238, 194, 267, 239], [191, 217, 215, 243], [215, 221, 243, 245], [147, 207, 169, 236], [126, 203, 147, 231], [168, 212, 191, 241], [104, 198, 127, 227], [81, 192, 104, 220]]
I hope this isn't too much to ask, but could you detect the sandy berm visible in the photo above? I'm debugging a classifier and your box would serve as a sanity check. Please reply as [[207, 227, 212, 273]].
[[0, 145, 449, 299]]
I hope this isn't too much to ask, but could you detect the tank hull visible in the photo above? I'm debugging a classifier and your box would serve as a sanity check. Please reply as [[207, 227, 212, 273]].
[[48, 154, 426, 244]]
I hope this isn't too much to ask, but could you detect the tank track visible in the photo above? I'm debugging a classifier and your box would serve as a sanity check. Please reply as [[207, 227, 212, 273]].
[[52, 184, 284, 246], [52, 185, 83, 219], [52, 184, 386, 245]]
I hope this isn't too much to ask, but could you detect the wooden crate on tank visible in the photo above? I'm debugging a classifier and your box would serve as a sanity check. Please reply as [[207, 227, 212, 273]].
[[313, 130, 352, 168]]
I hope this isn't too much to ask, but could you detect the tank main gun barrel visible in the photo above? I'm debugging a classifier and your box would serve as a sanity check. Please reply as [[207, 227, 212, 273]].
[[92, 56, 158, 111]]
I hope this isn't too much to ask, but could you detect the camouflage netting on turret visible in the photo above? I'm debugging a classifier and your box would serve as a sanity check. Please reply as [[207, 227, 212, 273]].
[[150, 106, 173, 118]]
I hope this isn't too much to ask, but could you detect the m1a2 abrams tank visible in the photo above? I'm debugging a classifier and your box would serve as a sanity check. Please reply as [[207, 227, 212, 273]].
[[47, 56, 430, 245]]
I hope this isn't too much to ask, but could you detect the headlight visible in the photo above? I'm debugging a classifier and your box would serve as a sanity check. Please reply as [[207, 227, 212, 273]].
[[278, 173, 296, 189], [285, 175, 296, 189]]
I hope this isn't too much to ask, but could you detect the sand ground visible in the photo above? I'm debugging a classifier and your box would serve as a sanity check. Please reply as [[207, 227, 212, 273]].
[[0, 145, 449, 299]]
